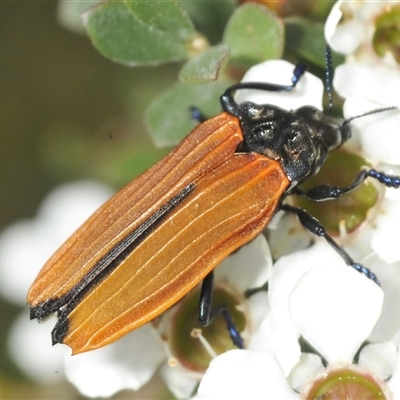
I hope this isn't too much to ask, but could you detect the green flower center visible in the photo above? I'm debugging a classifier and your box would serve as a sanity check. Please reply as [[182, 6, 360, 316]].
[[373, 6, 400, 63], [303, 366, 388, 400], [295, 148, 379, 236]]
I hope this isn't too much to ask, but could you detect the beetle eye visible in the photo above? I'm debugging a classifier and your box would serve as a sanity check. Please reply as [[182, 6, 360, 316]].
[[313, 109, 323, 121]]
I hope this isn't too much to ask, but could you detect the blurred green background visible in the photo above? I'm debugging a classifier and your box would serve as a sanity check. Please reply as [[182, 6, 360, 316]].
[[0, 2, 177, 398]]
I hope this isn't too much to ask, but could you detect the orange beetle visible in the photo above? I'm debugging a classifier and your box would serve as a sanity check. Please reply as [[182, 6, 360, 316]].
[[28, 110, 288, 354], [28, 59, 392, 354]]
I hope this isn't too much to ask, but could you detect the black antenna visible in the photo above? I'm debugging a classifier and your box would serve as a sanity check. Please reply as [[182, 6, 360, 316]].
[[344, 106, 397, 126], [325, 45, 334, 115]]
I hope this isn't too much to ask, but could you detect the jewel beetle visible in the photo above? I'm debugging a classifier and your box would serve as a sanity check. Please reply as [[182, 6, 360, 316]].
[[28, 47, 399, 354]]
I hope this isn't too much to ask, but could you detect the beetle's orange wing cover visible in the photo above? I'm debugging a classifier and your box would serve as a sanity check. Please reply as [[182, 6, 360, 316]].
[[27, 112, 290, 354]]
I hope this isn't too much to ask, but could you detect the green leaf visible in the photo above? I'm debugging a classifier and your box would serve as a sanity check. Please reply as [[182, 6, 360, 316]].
[[285, 18, 344, 68], [83, 0, 196, 66], [146, 80, 231, 147], [179, 44, 230, 83], [124, 0, 193, 38], [223, 3, 284, 67], [180, 0, 236, 44]]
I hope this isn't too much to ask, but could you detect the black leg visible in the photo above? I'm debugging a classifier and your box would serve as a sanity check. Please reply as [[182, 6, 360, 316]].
[[291, 168, 400, 202], [189, 106, 207, 123], [281, 203, 380, 285], [220, 63, 307, 115], [198, 271, 244, 349]]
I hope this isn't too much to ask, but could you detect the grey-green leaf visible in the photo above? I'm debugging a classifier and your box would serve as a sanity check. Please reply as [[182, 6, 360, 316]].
[[146, 80, 231, 147], [179, 0, 236, 44], [83, 0, 196, 66], [179, 44, 230, 84], [223, 3, 284, 67], [285, 18, 344, 68]]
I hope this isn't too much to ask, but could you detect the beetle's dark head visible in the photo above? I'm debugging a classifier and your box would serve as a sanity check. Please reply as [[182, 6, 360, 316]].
[[295, 106, 351, 149], [230, 101, 351, 185]]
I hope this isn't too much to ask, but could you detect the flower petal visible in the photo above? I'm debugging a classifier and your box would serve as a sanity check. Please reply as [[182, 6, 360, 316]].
[[388, 341, 400, 398], [269, 243, 324, 329], [263, 242, 348, 373], [245, 290, 270, 335], [214, 234, 272, 292], [368, 257, 400, 343], [8, 311, 69, 382], [342, 97, 400, 165], [248, 308, 301, 377], [268, 212, 311, 260], [358, 342, 397, 381], [287, 352, 324, 393], [194, 349, 296, 399], [370, 198, 400, 263], [335, 63, 400, 107], [160, 363, 201, 399], [235, 60, 323, 111], [325, 1, 364, 55], [289, 246, 384, 364], [64, 324, 165, 397]]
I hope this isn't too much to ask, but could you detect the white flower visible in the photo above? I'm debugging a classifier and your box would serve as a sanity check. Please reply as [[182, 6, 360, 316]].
[[251, 241, 383, 369], [194, 241, 399, 399], [335, 65, 400, 166], [324, 2, 400, 265], [194, 349, 296, 399], [325, 0, 400, 66]]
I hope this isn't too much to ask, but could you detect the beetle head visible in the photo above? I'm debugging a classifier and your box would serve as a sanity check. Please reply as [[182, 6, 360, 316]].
[[234, 102, 350, 185]]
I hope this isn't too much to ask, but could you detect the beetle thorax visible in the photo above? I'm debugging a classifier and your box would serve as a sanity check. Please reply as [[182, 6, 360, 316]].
[[236, 102, 345, 185]]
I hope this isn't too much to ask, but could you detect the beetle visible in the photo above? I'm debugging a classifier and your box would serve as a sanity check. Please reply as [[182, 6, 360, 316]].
[[28, 48, 399, 354]]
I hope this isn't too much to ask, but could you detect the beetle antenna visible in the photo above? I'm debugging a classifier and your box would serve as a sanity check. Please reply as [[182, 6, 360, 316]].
[[340, 106, 397, 143], [325, 45, 334, 115], [343, 106, 397, 126]]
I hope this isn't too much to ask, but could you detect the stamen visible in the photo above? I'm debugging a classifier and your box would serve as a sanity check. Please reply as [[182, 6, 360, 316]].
[[167, 357, 179, 367], [361, 251, 377, 265], [338, 220, 348, 241], [191, 328, 218, 358]]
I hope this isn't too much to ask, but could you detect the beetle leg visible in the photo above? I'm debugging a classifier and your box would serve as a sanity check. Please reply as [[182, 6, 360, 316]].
[[366, 169, 400, 188], [281, 203, 380, 286], [198, 271, 244, 349], [220, 63, 307, 115], [189, 106, 208, 123], [291, 169, 400, 201]]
